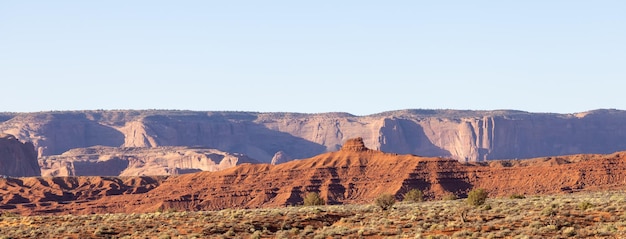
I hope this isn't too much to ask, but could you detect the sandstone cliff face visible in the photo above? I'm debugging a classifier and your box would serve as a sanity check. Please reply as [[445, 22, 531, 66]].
[[0, 112, 125, 157], [39, 146, 259, 177], [116, 112, 329, 162], [0, 133, 40, 177], [270, 151, 291, 165], [250, 109, 626, 161], [2, 109, 626, 162]]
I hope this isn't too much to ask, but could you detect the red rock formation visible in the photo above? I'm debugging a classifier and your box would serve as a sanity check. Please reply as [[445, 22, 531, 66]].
[[0, 176, 165, 214], [339, 137, 370, 152], [3, 138, 626, 216]]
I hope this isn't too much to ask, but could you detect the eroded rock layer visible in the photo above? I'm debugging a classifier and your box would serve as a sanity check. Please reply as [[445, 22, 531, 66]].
[[0, 133, 39, 177], [2, 109, 626, 162], [2, 138, 626, 215], [39, 146, 259, 177]]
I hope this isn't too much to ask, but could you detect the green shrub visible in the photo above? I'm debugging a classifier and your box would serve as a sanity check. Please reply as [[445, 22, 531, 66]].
[[443, 193, 458, 200], [562, 226, 576, 236], [578, 201, 593, 210], [509, 194, 526, 199], [403, 189, 424, 202], [375, 194, 396, 210], [467, 188, 488, 206], [542, 207, 557, 217], [303, 192, 325, 206], [1, 212, 18, 218], [158, 234, 171, 239]]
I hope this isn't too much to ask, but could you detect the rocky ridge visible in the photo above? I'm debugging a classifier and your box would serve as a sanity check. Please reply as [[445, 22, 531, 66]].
[[2, 138, 626, 215]]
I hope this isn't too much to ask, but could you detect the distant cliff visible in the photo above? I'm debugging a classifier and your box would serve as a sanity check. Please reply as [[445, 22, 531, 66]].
[[2, 109, 626, 162], [39, 146, 259, 177], [0, 133, 40, 177]]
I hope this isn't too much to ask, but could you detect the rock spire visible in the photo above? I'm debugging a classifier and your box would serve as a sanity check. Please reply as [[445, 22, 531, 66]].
[[340, 137, 370, 152]]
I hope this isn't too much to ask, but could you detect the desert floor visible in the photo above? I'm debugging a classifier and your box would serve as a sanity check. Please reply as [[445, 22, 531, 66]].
[[1, 190, 626, 238]]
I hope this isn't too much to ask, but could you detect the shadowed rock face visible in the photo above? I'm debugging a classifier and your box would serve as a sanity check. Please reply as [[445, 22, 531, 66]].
[[0, 113, 125, 157], [2, 109, 626, 162], [0, 133, 40, 177], [3, 138, 626, 216]]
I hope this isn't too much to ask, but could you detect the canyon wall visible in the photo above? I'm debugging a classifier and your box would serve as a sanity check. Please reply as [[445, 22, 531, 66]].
[[39, 146, 259, 177], [0, 133, 40, 177], [1, 109, 626, 162]]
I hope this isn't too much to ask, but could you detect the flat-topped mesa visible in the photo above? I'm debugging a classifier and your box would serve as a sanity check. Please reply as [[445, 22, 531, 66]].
[[340, 137, 370, 152]]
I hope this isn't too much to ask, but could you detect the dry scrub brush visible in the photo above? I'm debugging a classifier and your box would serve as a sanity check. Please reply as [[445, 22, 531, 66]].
[[403, 189, 424, 203], [467, 188, 488, 206], [375, 193, 396, 210], [303, 192, 325, 206]]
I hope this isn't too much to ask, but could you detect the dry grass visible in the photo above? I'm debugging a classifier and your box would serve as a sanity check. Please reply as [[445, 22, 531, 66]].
[[2, 191, 626, 238]]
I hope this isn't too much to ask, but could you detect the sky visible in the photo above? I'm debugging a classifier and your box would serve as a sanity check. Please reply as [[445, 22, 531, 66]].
[[1, 1, 625, 116]]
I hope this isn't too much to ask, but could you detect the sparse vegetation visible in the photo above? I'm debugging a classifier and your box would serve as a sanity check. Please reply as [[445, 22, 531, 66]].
[[578, 201, 593, 210], [0, 212, 18, 218], [443, 192, 458, 200], [467, 188, 488, 206], [510, 193, 526, 199], [403, 189, 424, 202], [375, 193, 396, 210], [303, 192, 325, 206], [1, 191, 626, 238]]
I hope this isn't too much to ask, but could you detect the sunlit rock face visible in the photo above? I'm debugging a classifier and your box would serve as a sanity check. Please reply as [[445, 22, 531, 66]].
[[2, 109, 626, 163], [39, 146, 259, 176]]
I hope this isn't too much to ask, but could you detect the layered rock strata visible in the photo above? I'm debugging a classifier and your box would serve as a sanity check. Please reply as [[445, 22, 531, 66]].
[[39, 146, 259, 176], [2, 138, 626, 215], [0, 133, 39, 177], [1, 109, 626, 162]]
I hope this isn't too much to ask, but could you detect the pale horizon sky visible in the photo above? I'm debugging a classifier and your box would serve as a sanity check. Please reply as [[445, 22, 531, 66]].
[[1, 1, 625, 116]]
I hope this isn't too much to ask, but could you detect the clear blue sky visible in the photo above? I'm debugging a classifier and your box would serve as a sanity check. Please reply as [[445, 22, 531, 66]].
[[1, 1, 624, 115]]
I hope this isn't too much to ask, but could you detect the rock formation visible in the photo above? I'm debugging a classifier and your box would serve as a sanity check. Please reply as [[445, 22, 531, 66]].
[[270, 151, 291, 165], [2, 109, 626, 162], [0, 175, 165, 214], [339, 137, 371, 152], [3, 138, 626, 215], [0, 133, 40, 177], [0, 112, 125, 157], [39, 146, 259, 177]]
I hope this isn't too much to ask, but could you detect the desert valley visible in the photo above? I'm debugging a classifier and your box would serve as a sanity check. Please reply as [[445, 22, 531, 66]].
[[2, 109, 626, 238]]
